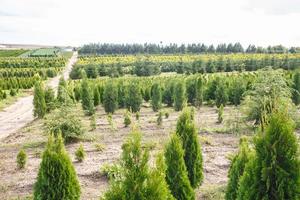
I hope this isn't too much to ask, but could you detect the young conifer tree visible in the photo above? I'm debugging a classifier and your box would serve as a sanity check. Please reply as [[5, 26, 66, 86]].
[[33, 81, 46, 118], [174, 82, 186, 111], [126, 82, 143, 113], [103, 81, 118, 114], [151, 83, 162, 112], [81, 77, 95, 115]]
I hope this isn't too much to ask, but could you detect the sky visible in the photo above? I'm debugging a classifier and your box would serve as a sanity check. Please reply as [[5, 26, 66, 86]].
[[0, 0, 300, 47]]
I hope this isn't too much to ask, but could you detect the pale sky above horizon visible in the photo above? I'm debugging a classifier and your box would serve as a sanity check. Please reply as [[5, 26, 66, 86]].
[[0, 0, 300, 47]]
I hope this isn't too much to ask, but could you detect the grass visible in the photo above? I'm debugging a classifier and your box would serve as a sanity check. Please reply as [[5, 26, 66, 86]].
[[198, 184, 226, 200], [0, 90, 30, 111]]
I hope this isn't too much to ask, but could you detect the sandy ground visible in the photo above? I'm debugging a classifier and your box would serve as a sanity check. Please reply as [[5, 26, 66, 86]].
[[0, 52, 77, 140], [0, 105, 242, 199]]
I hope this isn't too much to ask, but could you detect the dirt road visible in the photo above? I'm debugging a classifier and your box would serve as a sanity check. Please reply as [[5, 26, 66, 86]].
[[0, 52, 78, 141]]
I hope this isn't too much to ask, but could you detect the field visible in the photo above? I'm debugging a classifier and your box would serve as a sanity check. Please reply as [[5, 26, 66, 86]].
[[0, 50, 29, 57], [1, 47, 300, 200]]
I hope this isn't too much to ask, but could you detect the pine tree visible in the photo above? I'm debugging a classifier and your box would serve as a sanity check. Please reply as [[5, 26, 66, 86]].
[[81, 78, 95, 115], [225, 137, 252, 200], [151, 83, 162, 111], [174, 82, 186, 111], [33, 81, 46, 118], [34, 134, 81, 200], [164, 134, 195, 200], [176, 108, 203, 188], [126, 82, 143, 113], [103, 81, 118, 114], [292, 72, 300, 105], [237, 111, 300, 200]]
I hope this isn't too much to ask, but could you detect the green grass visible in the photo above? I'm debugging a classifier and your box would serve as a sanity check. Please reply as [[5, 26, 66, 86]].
[[0, 50, 28, 57], [198, 184, 226, 200]]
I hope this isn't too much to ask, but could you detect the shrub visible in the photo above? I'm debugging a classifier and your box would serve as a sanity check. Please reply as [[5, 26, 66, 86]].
[[126, 82, 143, 112], [124, 111, 131, 127], [103, 81, 118, 114], [17, 149, 27, 169], [218, 104, 224, 123], [93, 86, 100, 106], [44, 87, 55, 112], [10, 88, 17, 96], [81, 78, 95, 116], [33, 81, 46, 118], [174, 82, 186, 111], [195, 76, 204, 107], [164, 134, 195, 200], [100, 163, 122, 181], [75, 144, 86, 162], [45, 107, 84, 142], [151, 83, 162, 111], [176, 108, 203, 188], [292, 71, 300, 105], [34, 134, 81, 200], [215, 79, 228, 108]]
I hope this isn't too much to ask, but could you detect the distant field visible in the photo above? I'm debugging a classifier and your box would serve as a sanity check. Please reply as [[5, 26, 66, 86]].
[[20, 48, 61, 57], [0, 50, 28, 57]]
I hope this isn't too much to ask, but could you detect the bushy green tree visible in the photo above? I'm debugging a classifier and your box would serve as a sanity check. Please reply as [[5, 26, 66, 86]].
[[57, 77, 71, 104], [164, 134, 195, 200], [75, 144, 86, 162], [143, 87, 151, 102], [102, 131, 174, 200], [151, 83, 162, 111], [195, 76, 204, 107], [34, 134, 81, 200], [215, 80, 228, 108], [33, 81, 46, 118], [176, 108, 203, 188], [237, 111, 300, 200], [81, 78, 95, 115], [292, 71, 300, 105], [225, 137, 252, 200], [103, 81, 118, 114], [17, 149, 27, 169], [45, 87, 55, 112], [126, 82, 143, 112], [174, 82, 186, 111], [163, 81, 175, 107], [93, 86, 100, 106]]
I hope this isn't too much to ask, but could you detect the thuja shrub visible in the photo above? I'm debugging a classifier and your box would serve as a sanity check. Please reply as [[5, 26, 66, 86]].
[[17, 149, 27, 169], [34, 134, 81, 200], [75, 144, 86, 162]]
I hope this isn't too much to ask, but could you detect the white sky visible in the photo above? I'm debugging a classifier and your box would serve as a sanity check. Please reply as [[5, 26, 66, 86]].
[[0, 0, 300, 47]]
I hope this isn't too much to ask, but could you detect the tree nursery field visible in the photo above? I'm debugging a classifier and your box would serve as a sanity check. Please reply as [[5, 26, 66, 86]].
[[1, 44, 300, 200]]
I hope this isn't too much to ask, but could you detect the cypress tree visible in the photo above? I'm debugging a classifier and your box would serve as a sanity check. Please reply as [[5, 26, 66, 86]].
[[34, 134, 81, 200], [292, 72, 300, 105], [151, 83, 162, 112], [57, 77, 68, 104], [126, 82, 143, 113], [81, 78, 95, 115], [163, 81, 175, 107], [174, 82, 186, 111], [33, 81, 46, 118], [237, 111, 300, 200], [225, 137, 252, 200], [103, 81, 118, 114], [164, 134, 195, 200], [44, 87, 55, 112], [215, 80, 228, 108], [93, 86, 100, 106], [143, 87, 151, 102], [176, 108, 203, 188], [195, 76, 204, 107]]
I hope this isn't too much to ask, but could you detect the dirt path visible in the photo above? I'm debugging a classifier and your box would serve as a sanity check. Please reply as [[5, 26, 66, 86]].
[[0, 52, 78, 140]]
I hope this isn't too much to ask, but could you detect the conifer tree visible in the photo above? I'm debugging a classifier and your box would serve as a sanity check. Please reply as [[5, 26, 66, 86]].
[[225, 137, 252, 200], [164, 134, 195, 200], [151, 83, 162, 111], [292, 71, 300, 105], [103, 81, 118, 114], [34, 134, 81, 200], [174, 82, 186, 111], [215, 80, 228, 107], [93, 86, 100, 106], [195, 76, 204, 107], [33, 81, 46, 118], [176, 108, 203, 188], [57, 77, 68, 104], [126, 82, 143, 113], [44, 87, 55, 112], [81, 78, 95, 115]]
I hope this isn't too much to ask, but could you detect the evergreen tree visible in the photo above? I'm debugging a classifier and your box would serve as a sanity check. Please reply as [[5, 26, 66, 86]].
[[195, 76, 204, 107], [174, 82, 186, 111], [151, 83, 162, 111], [103, 81, 118, 114], [44, 87, 55, 112], [34, 134, 81, 200], [225, 137, 252, 200], [81, 78, 95, 115], [237, 111, 300, 200], [176, 108, 203, 188], [215, 80, 228, 107], [93, 86, 100, 106], [164, 134, 195, 200], [33, 81, 46, 118], [143, 87, 151, 102], [163, 81, 175, 107], [126, 82, 143, 112], [292, 72, 300, 105], [57, 77, 68, 104]]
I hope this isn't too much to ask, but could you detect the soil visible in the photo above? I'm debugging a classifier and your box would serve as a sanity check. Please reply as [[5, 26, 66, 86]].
[[0, 52, 78, 140]]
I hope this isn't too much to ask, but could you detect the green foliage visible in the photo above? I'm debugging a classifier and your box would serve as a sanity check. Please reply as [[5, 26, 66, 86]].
[[164, 134, 195, 200], [126, 82, 143, 112], [10, 88, 17, 96], [135, 112, 140, 120], [34, 134, 81, 200], [81, 78, 95, 115], [237, 111, 300, 200], [33, 81, 46, 118], [176, 108, 203, 188], [143, 87, 151, 102], [228, 78, 245, 106], [215, 79, 228, 108], [57, 77, 69, 104], [174, 81, 186, 111], [292, 71, 300, 105], [45, 107, 84, 142], [75, 144, 86, 162], [17, 149, 27, 169], [100, 163, 123, 181], [218, 104, 224, 123], [93, 86, 101, 106], [102, 130, 174, 200], [165, 111, 169, 119], [151, 83, 162, 111], [124, 111, 131, 127], [225, 137, 252, 200], [195, 76, 204, 107], [157, 111, 163, 126], [163, 81, 175, 107], [103, 81, 118, 114], [44, 87, 55, 112]]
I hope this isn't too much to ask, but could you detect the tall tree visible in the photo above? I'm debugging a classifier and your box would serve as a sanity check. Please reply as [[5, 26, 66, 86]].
[[151, 83, 162, 111], [103, 81, 118, 114], [126, 82, 143, 112], [174, 82, 186, 111], [33, 81, 46, 118], [81, 78, 95, 115]]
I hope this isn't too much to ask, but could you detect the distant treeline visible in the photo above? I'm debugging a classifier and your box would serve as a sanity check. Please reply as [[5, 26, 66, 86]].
[[79, 43, 300, 55]]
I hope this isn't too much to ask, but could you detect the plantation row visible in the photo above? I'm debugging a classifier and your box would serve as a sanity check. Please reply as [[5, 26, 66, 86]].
[[0, 57, 66, 69], [0, 67, 59, 78], [79, 43, 299, 55], [0, 49, 28, 57], [71, 54, 300, 78], [0, 77, 38, 90]]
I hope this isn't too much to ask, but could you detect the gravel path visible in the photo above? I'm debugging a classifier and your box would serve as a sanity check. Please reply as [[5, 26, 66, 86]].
[[0, 52, 78, 140]]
